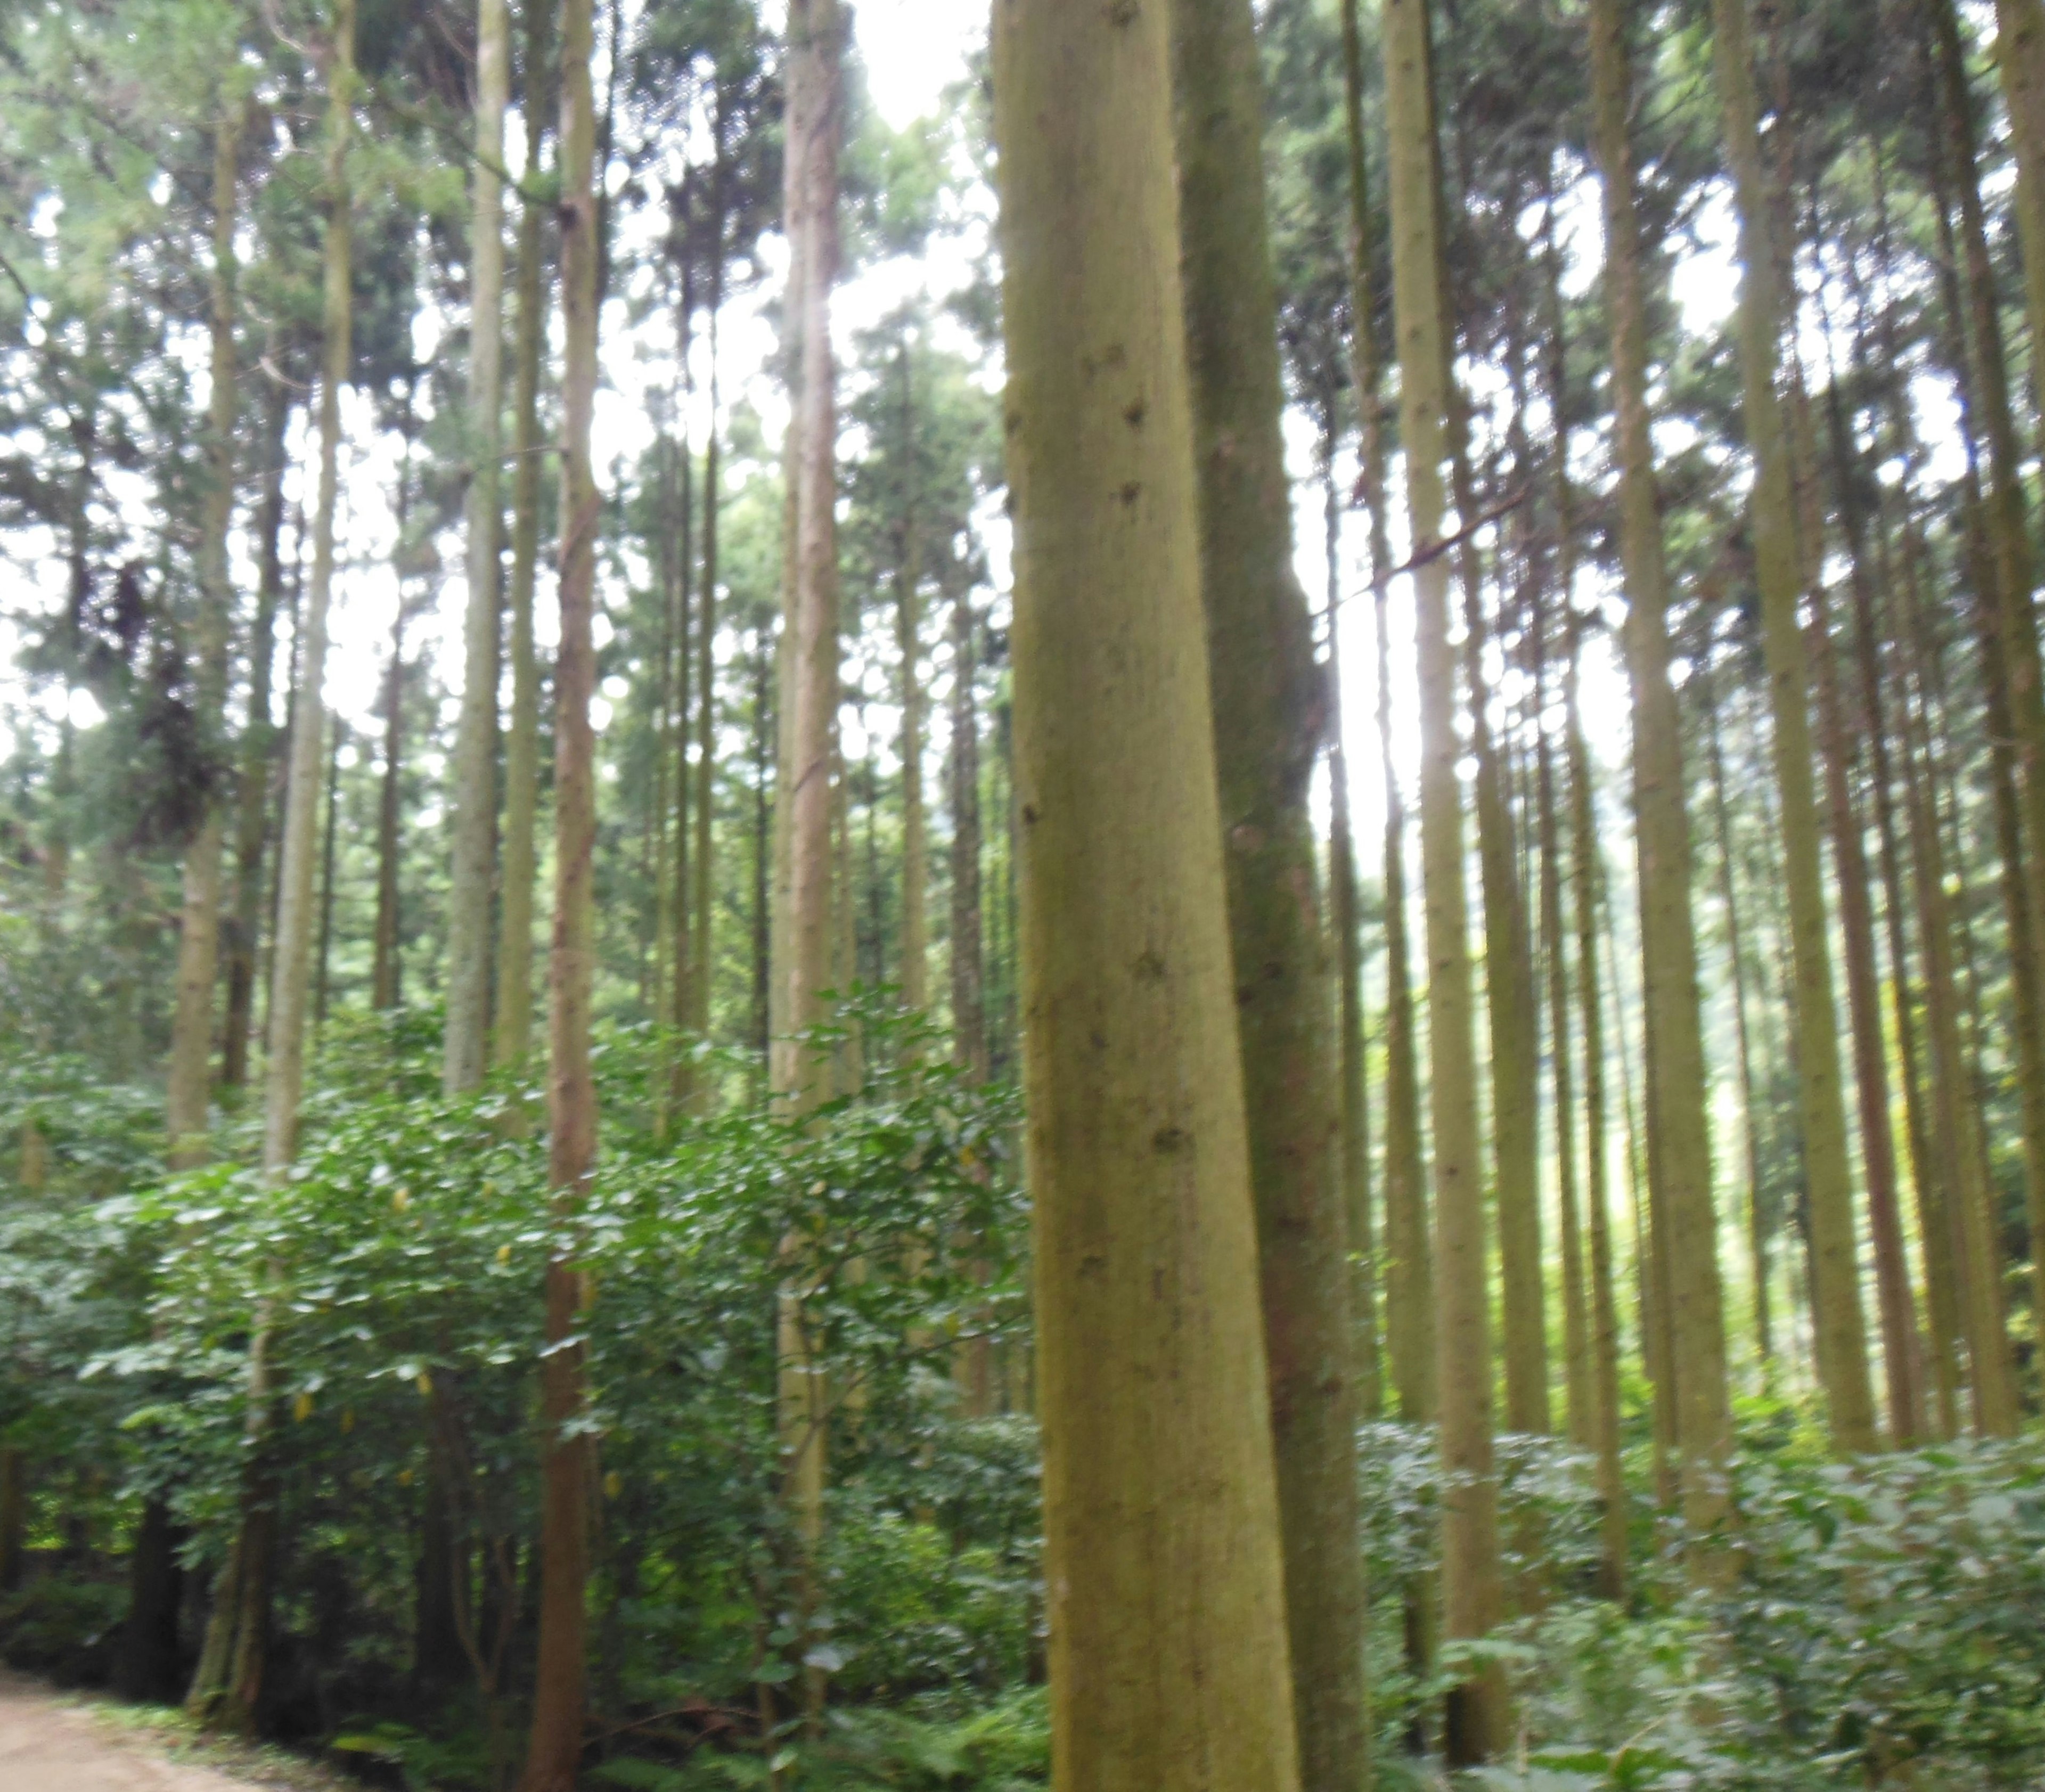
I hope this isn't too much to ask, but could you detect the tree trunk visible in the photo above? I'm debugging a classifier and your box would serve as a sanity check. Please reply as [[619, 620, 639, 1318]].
[[991, 4, 1304, 1782], [1172, 5, 1364, 1781], [1592, 0, 1734, 1540], [166, 101, 242, 1169], [518, 0, 598, 1777], [948, 571, 986, 1082], [190, 1, 356, 1734], [372, 606, 405, 1014], [1711, 0, 1876, 1454], [223, 382, 292, 1093], [692, 228, 723, 1063], [315, 719, 342, 1032], [494, 0, 551, 1073], [1926, 0, 2045, 1364], [895, 343, 928, 1020], [772, 0, 845, 1729], [445, 0, 511, 1094], [0, 1449, 26, 1594], [1565, 623, 1627, 1603], [1381, 0, 1506, 1758], [1991, 0, 2045, 427]]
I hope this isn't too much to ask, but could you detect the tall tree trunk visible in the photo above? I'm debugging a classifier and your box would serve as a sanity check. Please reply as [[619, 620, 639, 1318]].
[[1339, 0, 1395, 1427], [1700, 678, 1773, 1362], [1991, 0, 2045, 422], [190, 1, 356, 1733], [224, 383, 292, 1092], [373, 397, 416, 1017], [895, 342, 928, 1020], [1926, 0, 2045, 1364], [1898, 565, 2018, 1435], [372, 604, 405, 1013], [772, 0, 844, 1728], [495, 0, 551, 1072], [668, 314, 697, 1114], [315, 719, 342, 1032], [1710, 0, 1876, 1453], [518, 0, 598, 1777], [1172, 5, 1364, 1782], [1381, 0, 1506, 1758], [692, 221, 724, 1062], [445, 0, 511, 1094], [1566, 621, 1627, 1603], [991, 4, 1303, 1783], [1591, 0, 1733, 1547], [166, 101, 242, 1168], [1321, 449, 1381, 1419], [948, 571, 986, 1082]]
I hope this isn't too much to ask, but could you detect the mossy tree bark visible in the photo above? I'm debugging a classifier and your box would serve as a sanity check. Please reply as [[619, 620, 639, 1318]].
[[1172, 3, 1365, 1782], [992, 1, 1304, 1785], [1381, 0, 1507, 1759], [518, 0, 598, 1778], [1710, 0, 1876, 1455], [444, 0, 510, 1096]]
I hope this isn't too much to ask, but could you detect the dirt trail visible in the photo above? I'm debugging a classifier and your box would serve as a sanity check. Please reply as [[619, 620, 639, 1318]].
[[0, 1673, 328, 1791]]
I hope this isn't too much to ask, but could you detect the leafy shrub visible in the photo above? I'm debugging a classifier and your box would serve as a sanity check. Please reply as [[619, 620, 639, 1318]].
[[0, 1575, 128, 1684]]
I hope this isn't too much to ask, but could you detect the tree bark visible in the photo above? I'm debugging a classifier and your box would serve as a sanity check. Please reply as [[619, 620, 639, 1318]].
[[991, 3, 1303, 1781], [444, 0, 511, 1094], [518, 0, 598, 1776], [1925, 0, 2045, 1365], [189, 0, 355, 1736], [1381, 0, 1506, 1758], [1711, 0, 1876, 1454], [494, 0, 551, 1072], [1171, 5, 1364, 1782], [895, 343, 928, 1020], [223, 383, 292, 1091], [948, 569, 985, 1082], [1566, 623, 1627, 1604], [166, 100, 242, 1169]]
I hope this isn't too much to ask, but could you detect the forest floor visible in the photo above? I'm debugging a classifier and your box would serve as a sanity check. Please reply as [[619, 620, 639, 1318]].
[[0, 1673, 349, 1791]]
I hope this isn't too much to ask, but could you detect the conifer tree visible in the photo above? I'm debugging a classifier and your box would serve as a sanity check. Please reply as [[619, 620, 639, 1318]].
[[992, 0, 1303, 1782]]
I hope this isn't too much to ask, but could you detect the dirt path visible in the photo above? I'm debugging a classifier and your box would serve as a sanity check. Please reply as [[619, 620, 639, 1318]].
[[0, 1673, 341, 1791]]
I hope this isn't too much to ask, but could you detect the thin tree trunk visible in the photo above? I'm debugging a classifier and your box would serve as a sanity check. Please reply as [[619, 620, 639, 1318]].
[[518, 0, 598, 1776], [668, 308, 697, 1113], [692, 220, 723, 1063], [1711, 0, 1876, 1453], [1702, 677, 1772, 1361], [315, 719, 342, 1032], [445, 0, 510, 1094], [772, 0, 845, 1729], [190, 2, 355, 1733], [224, 382, 292, 1092], [948, 570, 986, 1082], [1926, 0, 2045, 1367], [1382, 0, 1506, 1757], [373, 397, 417, 1016], [991, 3, 1304, 1781], [494, 0, 551, 1072], [1172, 5, 1363, 1780], [895, 342, 928, 1019], [1566, 622, 1627, 1602], [166, 101, 242, 1169]]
